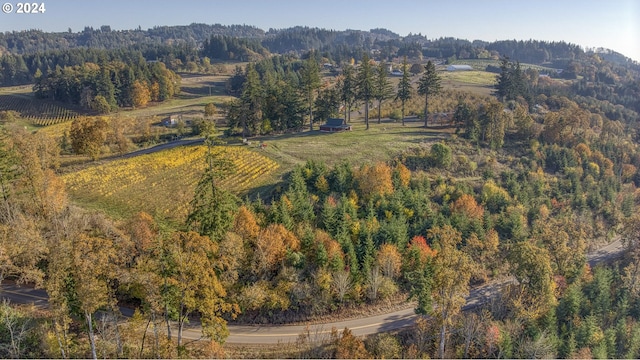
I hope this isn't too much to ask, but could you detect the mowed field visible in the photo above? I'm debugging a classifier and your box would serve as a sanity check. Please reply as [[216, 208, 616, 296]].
[[123, 74, 234, 120], [439, 70, 497, 96], [260, 120, 451, 169]]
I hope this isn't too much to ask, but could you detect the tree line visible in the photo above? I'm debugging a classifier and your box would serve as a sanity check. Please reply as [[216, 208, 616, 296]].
[[5, 23, 637, 86], [222, 52, 444, 135], [32, 59, 180, 113]]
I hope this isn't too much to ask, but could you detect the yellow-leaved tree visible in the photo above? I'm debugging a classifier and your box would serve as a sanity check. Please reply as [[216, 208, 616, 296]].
[[429, 225, 473, 359], [507, 240, 556, 322], [131, 80, 151, 108], [252, 223, 300, 277], [355, 162, 394, 202], [163, 231, 239, 348]]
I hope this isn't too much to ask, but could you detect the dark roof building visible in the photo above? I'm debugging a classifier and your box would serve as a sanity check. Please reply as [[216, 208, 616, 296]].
[[319, 118, 351, 132]]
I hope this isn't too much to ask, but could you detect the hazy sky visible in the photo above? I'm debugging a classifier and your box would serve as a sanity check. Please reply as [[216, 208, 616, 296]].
[[1, 0, 638, 62]]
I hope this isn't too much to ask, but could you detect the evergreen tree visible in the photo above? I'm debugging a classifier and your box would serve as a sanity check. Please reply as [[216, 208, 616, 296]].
[[396, 57, 412, 126], [417, 60, 442, 127], [239, 63, 264, 137], [495, 57, 528, 103], [356, 53, 375, 130], [286, 167, 315, 224], [339, 64, 357, 123], [186, 122, 238, 241], [374, 62, 393, 124], [314, 86, 340, 125], [300, 53, 321, 130], [454, 101, 480, 145]]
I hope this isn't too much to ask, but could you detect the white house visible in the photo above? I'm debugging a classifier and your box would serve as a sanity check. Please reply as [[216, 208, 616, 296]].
[[162, 116, 179, 127]]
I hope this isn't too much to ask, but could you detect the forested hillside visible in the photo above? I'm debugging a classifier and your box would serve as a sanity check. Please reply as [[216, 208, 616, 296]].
[[1, 21, 640, 359], [2, 23, 638, 85]]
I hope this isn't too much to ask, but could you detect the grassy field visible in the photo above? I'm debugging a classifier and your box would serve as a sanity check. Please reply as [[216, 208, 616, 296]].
[[449, 59, 560, 72], [121, 74, 234, 120], [261, 119, 451, 168], [439, 70, 496, 96]]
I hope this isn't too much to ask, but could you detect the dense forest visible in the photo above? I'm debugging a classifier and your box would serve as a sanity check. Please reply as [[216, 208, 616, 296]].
[[32, 58, 180, 113], [1, 21, 640, 359], [2, 23, 638, 83]]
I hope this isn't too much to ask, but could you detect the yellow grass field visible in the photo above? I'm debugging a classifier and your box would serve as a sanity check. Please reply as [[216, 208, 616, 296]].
[[62, 145, 278, 220]]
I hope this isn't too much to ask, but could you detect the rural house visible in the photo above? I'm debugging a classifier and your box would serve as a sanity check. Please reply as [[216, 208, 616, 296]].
[[319, 118, 352, 132], [162, 115, 179, 127]]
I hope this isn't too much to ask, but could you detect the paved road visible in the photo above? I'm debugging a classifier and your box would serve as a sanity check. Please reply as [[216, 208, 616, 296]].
[[1, 238, 626, 344]]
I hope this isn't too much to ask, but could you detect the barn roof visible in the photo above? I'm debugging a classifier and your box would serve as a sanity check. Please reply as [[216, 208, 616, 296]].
[[325, 118, 346, 126], [447, 64, 473, 71]]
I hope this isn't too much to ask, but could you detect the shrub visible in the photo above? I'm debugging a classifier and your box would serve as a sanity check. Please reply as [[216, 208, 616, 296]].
[[430, 142, 453, 169]]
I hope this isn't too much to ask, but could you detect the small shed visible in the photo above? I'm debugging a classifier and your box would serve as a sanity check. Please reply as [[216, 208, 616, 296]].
[[446, 64, 473, 71], [162, 116, 178, 127], [320, 118, 351, 132]]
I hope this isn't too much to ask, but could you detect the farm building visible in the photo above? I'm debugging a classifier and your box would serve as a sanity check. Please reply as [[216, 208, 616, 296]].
[[162, 116, 179, 127], [446, 64, 473, 71], [320, 118, 351, 132]]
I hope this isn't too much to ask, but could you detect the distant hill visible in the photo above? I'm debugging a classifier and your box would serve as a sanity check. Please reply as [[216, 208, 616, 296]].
[[1, 23, 635, 66], [1, 23, 638, 87], [0, 23, 265, 54]]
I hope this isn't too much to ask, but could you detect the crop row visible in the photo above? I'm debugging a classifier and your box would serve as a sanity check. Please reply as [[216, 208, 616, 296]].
[[0, 94, 79, 126], [62, 145, 279, 219]]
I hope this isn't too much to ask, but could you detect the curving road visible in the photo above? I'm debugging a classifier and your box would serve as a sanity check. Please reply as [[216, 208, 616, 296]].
[[1, 238, 626, 344]]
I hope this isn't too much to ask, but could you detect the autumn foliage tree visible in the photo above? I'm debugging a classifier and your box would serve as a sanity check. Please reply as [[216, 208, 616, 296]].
[[70, 116, 108, 160], [507, 241, 556, 322], [392, 163, 411, 188], [204, 102, 217, 118], [163, 231, 238, 347], [131, 80, 151, 108], [232, 205, 260, 241], [451, 194, 484, 221], [355, 162, 394, 202], [252, 223, 300, 277], [376, 243, 402, 278], [428, 225, 473, 359], [333, 328, 370, 359], [73, 231, 118, 360]]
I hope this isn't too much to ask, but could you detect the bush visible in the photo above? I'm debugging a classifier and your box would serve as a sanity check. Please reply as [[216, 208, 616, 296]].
[[430, 142, 453, 169], [389, 109, 402, 121], [0, 110, 20, 123]]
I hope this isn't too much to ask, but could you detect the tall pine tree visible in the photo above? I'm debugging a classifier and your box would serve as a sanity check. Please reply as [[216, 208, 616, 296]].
[[396, 57, 413, 126], [417, 60, 442, 128]]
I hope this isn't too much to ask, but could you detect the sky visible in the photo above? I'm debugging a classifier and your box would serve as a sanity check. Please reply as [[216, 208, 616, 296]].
[[1, 0, 638, 62]]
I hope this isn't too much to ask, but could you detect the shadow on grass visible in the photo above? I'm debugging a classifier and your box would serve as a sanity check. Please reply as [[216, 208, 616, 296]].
[[180, 84, 226, 96], [381, 129, 452, 137], [244, 181, 284, 204]]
